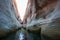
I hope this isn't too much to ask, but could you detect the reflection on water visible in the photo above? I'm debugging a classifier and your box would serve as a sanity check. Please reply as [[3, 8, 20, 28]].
[[16, 30, 25, 40], [0, 28, 41, 40], [19, 31, 24, 40]]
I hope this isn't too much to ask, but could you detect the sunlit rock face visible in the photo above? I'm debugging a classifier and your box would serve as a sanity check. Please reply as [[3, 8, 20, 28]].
[[24, 0, 60, 40], [0, 0, 22, 37]]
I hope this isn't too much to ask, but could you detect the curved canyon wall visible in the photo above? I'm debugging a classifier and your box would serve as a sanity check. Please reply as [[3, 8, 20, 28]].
[[0, 0, 22, 37], [23, 0, 60, 40], [0, 0, 60, 40]]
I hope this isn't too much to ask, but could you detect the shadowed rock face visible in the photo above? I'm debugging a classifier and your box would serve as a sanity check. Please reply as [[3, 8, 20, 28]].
[[0, 0, 41, 40], [41, 18, 60, 40], [0, 0, 60, 40], [0, 0, 22, 37], [23, 0, 60, 40]]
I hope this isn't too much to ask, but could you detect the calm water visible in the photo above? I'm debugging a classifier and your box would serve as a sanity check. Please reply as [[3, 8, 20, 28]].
[[0, 29, 41, 40]]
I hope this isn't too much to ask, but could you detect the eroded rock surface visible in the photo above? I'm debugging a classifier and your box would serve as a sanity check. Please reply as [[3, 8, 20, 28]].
[[23, 0, 60, 40], [0, 0, 60, 40], [0, 0, 22, 37]]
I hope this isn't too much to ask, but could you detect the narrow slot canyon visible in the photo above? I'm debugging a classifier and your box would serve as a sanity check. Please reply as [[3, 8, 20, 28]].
[[0, 0, 60, 40]]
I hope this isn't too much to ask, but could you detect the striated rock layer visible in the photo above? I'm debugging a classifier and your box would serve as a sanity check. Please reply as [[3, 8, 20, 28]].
[[23, 0, 60, 40], [0, 0, 22, 37], [0, 0, 60, 40]]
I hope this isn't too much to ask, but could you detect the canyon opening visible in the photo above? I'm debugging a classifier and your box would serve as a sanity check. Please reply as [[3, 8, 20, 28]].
[[0, 0, 60, 40], [15, 0, 28, 21]]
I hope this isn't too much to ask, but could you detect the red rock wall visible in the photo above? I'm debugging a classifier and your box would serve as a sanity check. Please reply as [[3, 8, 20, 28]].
[[23, 0, 57, 24]]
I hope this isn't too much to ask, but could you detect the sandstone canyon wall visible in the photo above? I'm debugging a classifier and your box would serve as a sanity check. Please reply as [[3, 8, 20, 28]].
[[0, 0, 60, 40], [0, 0, 22, 37], [23, 0, 60, 40]]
